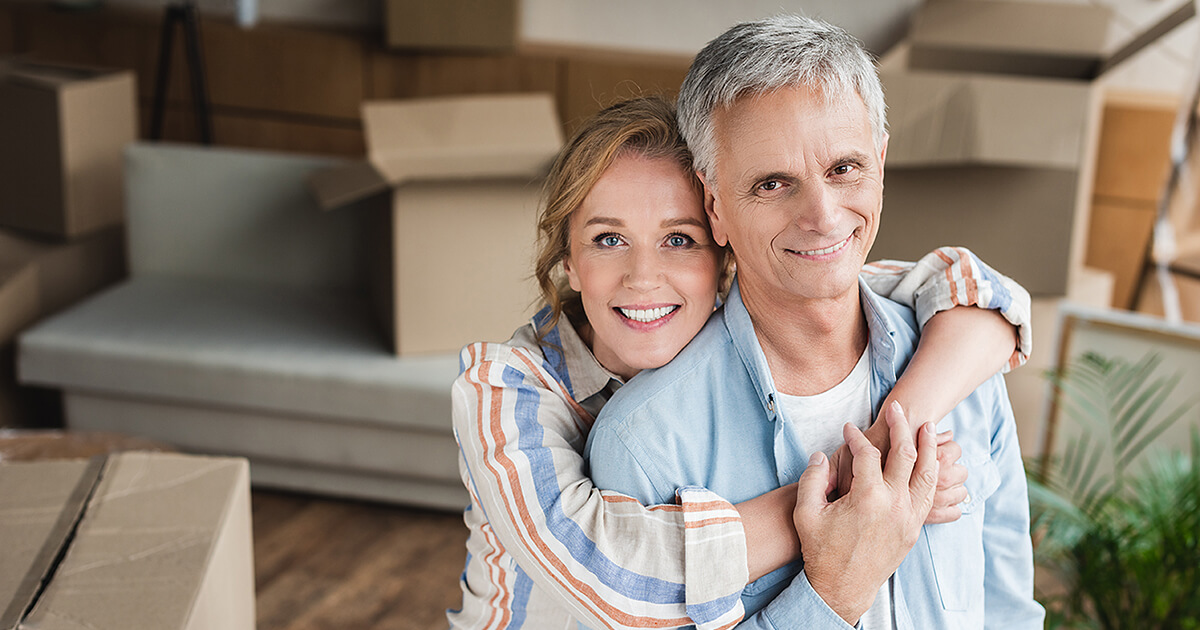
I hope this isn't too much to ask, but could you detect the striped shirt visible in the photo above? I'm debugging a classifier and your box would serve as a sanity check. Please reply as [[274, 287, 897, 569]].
[[447, 246, 1031, 630]]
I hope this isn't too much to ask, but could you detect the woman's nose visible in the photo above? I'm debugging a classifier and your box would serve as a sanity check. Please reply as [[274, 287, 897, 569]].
[[623, 248, 663, 291]]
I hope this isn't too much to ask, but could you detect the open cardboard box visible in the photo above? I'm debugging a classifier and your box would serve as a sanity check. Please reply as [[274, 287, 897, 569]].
[[309, 93, 562, 355], [871, 0, 1195, 297], [0, 60, 136, 239], [0, 452, 254, 630]]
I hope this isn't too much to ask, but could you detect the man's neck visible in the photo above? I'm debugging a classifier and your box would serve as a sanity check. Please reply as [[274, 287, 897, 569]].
[[739, 277, 868, 397]]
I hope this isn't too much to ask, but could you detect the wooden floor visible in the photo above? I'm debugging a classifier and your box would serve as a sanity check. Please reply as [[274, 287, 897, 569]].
[[252, 490, 468, 630]]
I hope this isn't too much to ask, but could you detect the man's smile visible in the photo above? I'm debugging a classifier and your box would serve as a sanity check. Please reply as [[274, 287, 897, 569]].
[[787, 234, 853, 258]]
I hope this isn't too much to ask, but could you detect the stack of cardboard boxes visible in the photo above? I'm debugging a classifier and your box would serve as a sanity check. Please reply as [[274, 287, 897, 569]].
[[0, 61, 135, 427], [868, 0, 1196, 451], [1134, 86, 1200, 322]]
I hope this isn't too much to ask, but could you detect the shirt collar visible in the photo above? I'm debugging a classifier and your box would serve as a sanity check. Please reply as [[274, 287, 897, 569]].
[[722, 275, 913, 416], [532, 306, 620, 403]]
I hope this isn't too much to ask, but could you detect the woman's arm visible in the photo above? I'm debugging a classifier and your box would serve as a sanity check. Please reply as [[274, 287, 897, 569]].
[[852, 246, 1030, 521], [452, 341, 749, 630], [862, 245, 1031, 372]]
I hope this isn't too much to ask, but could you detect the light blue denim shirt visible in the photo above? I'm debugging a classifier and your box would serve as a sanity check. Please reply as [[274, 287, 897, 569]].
[[585, 277, 1045, 630]]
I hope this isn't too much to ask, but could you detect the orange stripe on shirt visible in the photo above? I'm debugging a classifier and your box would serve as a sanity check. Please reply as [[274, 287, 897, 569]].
[[601, 493, 684, 512], [479, 519, 513, 630], [682, 499, 734, 513], [467, 344, 510, 630], [954, 246, 980, 305], [934, 249, 961, 307], [468, 352, 694, 628], [685, 516, 743, 529]]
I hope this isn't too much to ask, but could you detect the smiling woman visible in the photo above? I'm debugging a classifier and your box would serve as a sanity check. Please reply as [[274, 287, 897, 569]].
[[563, 152, 720, 380], [447, 95, 1033, 630]]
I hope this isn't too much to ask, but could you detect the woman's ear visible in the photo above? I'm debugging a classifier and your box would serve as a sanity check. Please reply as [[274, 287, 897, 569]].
[[563, 257, 582, 292], [697, 170, 729, 248]]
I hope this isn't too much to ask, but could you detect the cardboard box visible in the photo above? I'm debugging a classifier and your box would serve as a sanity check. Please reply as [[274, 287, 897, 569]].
[[0, 228, 124, 427], [0, 263, 38, 347], [385, 0, 520, 52], [0, 227, 125, 323], [0, 452, 254, 630], [310, 93, 562, 355], [1137, 260, 1200, 325], [908, 0, 1111, 79], [0, 61, 136, 239], [0, 264, 39, 428], [872, 1, 1186, 297]]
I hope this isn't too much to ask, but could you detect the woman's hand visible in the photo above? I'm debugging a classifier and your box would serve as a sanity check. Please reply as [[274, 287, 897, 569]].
[[829, 418, 968, 524]]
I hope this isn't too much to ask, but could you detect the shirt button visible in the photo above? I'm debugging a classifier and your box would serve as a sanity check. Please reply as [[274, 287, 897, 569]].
[[963, 492, 972, 504]]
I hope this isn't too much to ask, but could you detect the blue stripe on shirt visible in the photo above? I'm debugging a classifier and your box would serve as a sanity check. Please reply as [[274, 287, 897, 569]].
[[688, 590, 745, 627], [510, 564, 535, 628], [973, 253, 1013, 312], [503, 364, 687, 605]]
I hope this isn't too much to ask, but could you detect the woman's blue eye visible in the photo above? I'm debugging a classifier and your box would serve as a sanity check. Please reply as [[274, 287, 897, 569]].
[[598, 234, 622, 247], [667, 234, 693, 247]]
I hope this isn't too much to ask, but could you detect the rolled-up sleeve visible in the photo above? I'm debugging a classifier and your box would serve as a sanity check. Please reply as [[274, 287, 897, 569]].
[[863, 246, 1032, 372]]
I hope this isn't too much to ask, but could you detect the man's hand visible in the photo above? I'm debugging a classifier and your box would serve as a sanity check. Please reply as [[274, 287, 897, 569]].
[[793, 402, 939, 625], [830, 414, 968, 524]]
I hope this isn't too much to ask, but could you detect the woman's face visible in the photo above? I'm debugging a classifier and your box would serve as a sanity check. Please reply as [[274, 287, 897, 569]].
[[563, 152, 722, 380]]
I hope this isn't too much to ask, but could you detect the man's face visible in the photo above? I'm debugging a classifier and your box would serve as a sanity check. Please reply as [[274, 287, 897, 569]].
[[703, 85, 886, 306]]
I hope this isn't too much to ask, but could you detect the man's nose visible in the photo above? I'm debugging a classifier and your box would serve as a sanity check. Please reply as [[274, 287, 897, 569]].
[[793, 184, 839, 233], [623, 248, 663, 291]]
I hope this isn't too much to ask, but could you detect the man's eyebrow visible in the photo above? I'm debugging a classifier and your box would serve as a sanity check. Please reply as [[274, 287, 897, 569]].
[[583, 216, 625, 227], [836, 150, 873, 166], [743, 171, 797, 185]]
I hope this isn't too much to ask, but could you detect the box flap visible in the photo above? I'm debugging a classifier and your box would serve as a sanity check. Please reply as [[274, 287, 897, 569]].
[[307, 161, 391, 210], [0, 457, 103, 630], [362, 93, 562, 185], [883, 70, 1092, 169], [909, 0, 1111, 79]]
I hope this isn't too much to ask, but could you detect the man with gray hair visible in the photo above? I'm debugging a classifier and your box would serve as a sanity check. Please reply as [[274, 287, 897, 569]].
[[586, 15, 1044, 629]]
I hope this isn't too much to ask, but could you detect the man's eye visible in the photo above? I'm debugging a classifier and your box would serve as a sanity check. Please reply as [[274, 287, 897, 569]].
[[759, 180, 781, 192], [832, 164, 855, 176]]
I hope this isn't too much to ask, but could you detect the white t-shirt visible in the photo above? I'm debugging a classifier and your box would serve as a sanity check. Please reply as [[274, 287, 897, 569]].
[[775, 349, 895, 630]]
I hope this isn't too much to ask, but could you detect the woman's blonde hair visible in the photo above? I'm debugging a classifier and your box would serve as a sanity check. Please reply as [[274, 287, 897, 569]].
[[534, 96, 704, 340]]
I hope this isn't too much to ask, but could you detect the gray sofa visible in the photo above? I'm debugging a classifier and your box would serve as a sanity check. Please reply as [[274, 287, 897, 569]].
[[18, 143, 467, 510]]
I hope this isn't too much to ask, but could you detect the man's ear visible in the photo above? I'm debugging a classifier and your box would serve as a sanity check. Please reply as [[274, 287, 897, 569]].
[[563, 256, 582, 292], [697, 170, 729, 248], [878, 132, 889, 174]]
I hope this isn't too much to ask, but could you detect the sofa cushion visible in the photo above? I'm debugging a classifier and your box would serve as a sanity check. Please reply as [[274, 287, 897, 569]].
[[18, 277, 460, 433]]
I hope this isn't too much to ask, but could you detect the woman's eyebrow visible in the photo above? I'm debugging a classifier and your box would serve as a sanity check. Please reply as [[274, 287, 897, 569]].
[[661, 217, 707, 229], [583, 216, 625, 227]]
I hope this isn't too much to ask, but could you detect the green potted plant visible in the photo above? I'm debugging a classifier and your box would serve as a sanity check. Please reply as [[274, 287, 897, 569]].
[[1029, 352, 1200, 629]]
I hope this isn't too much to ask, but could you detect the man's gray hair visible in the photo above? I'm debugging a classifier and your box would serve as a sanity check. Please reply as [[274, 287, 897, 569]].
[[677, 14, 887, 183]]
